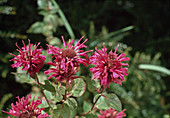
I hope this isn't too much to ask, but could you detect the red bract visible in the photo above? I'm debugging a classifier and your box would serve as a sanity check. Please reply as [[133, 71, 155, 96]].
[[10, 40, 46, 78], [98, 108, 126, 118], [90, 44, 129, 88], [3, 95, 50, 118], [45, 36, 92, 82]]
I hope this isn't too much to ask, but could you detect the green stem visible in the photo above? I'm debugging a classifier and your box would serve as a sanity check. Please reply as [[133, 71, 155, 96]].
[[79, 87, 104, 116], [35, 74, 53, 110], [51, 0, 75, 39]]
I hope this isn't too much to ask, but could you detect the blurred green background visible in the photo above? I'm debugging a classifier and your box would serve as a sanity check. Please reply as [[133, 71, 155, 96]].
[[0, 0, 170, 117]]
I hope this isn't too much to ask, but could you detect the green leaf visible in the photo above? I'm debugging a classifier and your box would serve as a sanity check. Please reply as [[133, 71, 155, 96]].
[[30, 92, 49, 109], [52, 86, 63, 103], [94, 93, 122, 111], [70, 78, 86, 97], [111, 25, 134, 37], [49, 37, 62, 46], [43, 90, 52, 100], [51, 0, 75, 39], [53, 104, 72, 118], [86, 77, 100, 92], [42, 50, 52, 63], [105, 94, 122, 112], [109, 83, 139, 109], [65, 98, 77, 110], [59, 85, 66, 95], [89, 25, 134, 47], [93, 94, 110, 110], [12, 72, 34, 84], [43, 14, 59, 31], [83, 101, 92, 112], [138, 64, 170, 75], [0, 6, 16, 15], [37, 0, 48, 10], [44, 107, 50, 113], [0, 93, 12, 112], [46, 85, 64, 104], [41, 80, 56, 93], [2, 69, 8, 78], [27, 22, 45, 34]]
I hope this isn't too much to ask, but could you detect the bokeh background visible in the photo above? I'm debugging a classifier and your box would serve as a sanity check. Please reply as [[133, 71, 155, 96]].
[[0, 0, 170, 117]]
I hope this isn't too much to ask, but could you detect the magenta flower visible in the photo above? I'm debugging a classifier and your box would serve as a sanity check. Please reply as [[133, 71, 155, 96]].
[[3, 95, 50, 118], [44, 61, 79, 82], [10, 40, 46, 78], [98, 108, 126, 118], [44, 36, 92, 82], [90, 44, 129, 87]]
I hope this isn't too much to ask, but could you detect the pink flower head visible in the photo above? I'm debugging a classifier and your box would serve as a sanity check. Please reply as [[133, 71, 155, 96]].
[[10, 40, 46, 78], [44, 61, 79, 82], [98, 108, 126, 118], [90, 44, 129, 88], [3, 95, 50, 118], [45, 36, 92, 82]]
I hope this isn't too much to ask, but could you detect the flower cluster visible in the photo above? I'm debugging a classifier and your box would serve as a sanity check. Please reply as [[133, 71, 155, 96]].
[[44, 36, 92, 82], [10, 40, 46, 78], [98, 108, 126, 118], [90, 44, 129, 88], [3, 95, 49, 118], [7, 37, 129, 117]]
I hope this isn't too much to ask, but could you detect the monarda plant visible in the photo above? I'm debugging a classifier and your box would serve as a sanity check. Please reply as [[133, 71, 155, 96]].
[[4, 36, 129, 118]]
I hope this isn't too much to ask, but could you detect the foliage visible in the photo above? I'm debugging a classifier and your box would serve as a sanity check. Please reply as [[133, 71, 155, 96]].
[[81, 22, 170, 117], [0, 0, 16, 15], [0, 0, 169, 118], [27, 0, 75, 46], [0, 93, 12, 117]]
